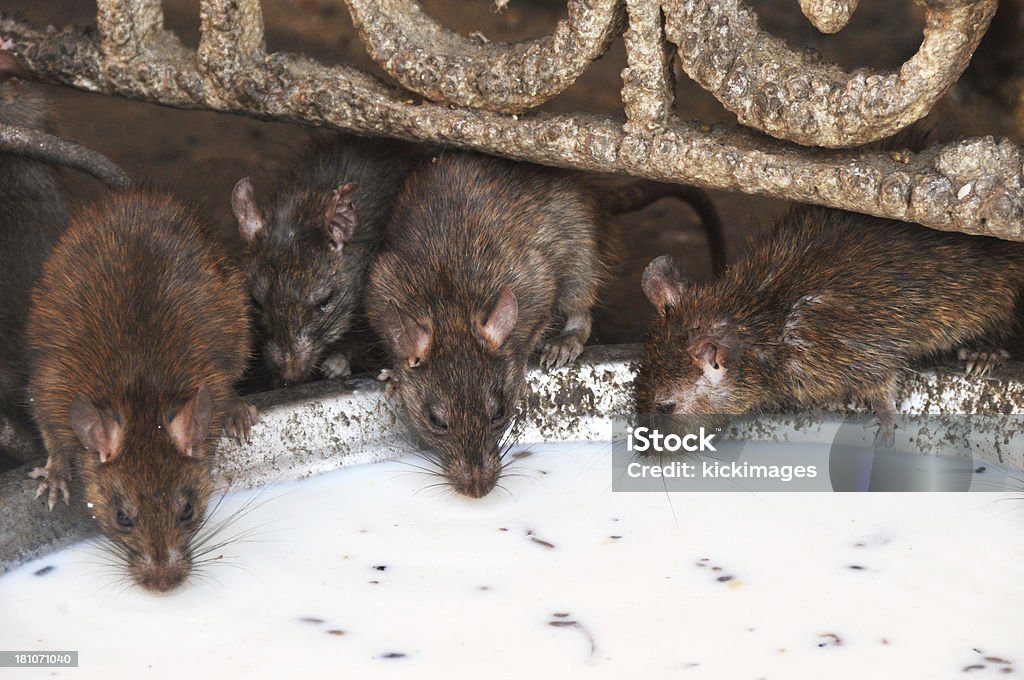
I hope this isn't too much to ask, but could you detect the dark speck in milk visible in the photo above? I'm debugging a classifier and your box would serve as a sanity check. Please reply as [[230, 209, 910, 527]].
[[848, 564, 867, 570], [372, 565, 387, 571], [300, 617, 325, 624], [817, 633, 843, 648], [326, 630, 345, 636], [526, 529, 555, 548], [380, 652, 407, 659], [33, 565, 55, 576]]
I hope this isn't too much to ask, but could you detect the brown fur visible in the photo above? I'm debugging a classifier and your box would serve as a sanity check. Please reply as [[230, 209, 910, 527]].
[[27, 191, 250, 591], [637, 204, 1024, 443], [366, 152, 624, 498]]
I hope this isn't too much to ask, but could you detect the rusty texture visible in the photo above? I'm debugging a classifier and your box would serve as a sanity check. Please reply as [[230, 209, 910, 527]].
[[346, 0, 625, 114], [797, 0, 861, 34], [666, 0, 998, 147], [0, 0, 1020, 240]]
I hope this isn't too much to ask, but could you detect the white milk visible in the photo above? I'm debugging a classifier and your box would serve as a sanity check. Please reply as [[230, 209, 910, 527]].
[[1, 440, 1021, 678]]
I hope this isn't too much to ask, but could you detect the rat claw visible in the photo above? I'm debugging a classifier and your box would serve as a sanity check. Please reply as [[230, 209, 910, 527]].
[[958, 348, 1008, 379], [540, 333, 584, 370], [226, 400, 259, 442], [29, 464, 70, 510]]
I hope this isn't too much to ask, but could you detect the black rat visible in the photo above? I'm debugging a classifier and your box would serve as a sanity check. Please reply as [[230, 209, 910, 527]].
[[637, 203, 1024, 445], [231, 133, 429, 386], [366, 151, 725, 498], [27, 191, 254, 592]]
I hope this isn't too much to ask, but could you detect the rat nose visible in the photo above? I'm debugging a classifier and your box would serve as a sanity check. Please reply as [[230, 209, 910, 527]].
[[135, 552, 189, 592], [267, 341, 313, 384], [656, 401, 676, 415], [451, 463, 498, 499]]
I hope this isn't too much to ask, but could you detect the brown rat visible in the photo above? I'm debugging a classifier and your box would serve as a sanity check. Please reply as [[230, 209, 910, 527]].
[[231, 133, 428, 386], [637, 203, 1024, 445], [367, 151, 724, 498], [27, 191, 253, 592]]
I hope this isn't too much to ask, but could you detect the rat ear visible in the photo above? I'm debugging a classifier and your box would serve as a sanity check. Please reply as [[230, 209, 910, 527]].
[[478, 286, 518, 350], [382, 302, 432, 368], [69, 394, 123, 463], [690, 339, 727, 371], [0, 49, 27, 81], [641, 255, 689, 313], [231, 177, 266, 244], [167, 385, 213, 458], [324, 183, 359, 251]]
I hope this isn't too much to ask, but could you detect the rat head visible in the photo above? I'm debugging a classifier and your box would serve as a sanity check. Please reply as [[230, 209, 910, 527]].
[[380, 286, 524, 499], [70, 386, 216, 592], [232, 178, 364, 386], [637, 255, 766, 431]]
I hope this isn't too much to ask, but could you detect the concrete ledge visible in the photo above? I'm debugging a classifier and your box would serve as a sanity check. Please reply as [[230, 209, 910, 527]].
[[2, 344, 1022, 574]]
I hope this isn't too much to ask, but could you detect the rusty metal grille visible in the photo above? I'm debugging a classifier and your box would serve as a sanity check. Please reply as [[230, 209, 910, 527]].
[[2, 0, 1022, 240]]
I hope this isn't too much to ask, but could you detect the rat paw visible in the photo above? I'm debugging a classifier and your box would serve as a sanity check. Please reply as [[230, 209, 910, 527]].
[[958, 348, 1009, 378], [29, 463, 70, 511], [321, 352, 352, 380], [377, 369, 401, 399], [540, 333, 585, 370], [226, 400, 259, 442], [867, 413, 903, 448]]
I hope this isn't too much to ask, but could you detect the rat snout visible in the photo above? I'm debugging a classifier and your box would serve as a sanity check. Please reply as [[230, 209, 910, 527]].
[[134, 548, 190, 593], [448, 458, 501, 499], [266, 338, 314, 384], [656, 400, 677, 415]]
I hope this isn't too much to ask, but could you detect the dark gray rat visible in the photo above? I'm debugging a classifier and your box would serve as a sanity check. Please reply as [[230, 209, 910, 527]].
[[231, 133, 428, 386], [366, 151, 725, 498]]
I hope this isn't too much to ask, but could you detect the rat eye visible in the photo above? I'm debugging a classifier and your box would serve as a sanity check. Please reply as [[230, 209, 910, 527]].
[[490, 405, 505, 426], [314, 293, 334, 314], [115, 509, 134, 530], [179, 502, 194, 523], [428, 408, 448, 433]]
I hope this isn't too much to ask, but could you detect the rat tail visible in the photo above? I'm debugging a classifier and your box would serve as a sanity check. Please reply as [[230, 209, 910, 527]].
[[601, 179, 726, 278], [0, 123, 132, 190]]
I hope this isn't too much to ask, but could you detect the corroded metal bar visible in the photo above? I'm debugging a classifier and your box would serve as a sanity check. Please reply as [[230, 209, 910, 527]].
[[621, 0, 676, 136], [1, 15, 1022, 240], [95, 0, 164, 59], [343, 0, 625, 114], [665, 0, 998, 147], [797, 0, 860, 33], [198, 0, 266, 105]]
